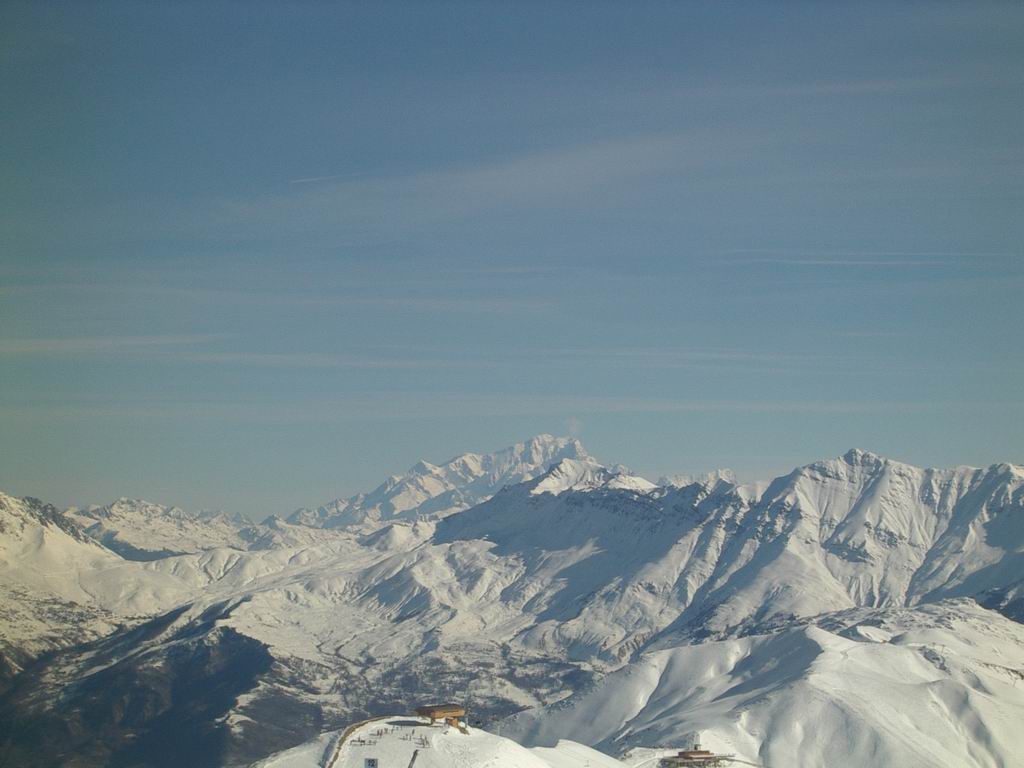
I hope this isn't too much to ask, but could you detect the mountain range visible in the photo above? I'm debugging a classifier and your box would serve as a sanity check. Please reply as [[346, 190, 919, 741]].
[[0, 435, 1021, 768]]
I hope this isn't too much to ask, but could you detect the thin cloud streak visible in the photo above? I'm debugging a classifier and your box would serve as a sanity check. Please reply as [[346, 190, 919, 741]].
[[288, 172, 374, 184], [3, 396, 1022, 424], [138, 345, 952, 376], [769, 76, 981, 97], [492, 346, 950, 376], [715, 248, 1019, 258], [0, 282, 555, 313], [16, 129, 752, 249], [737, 259, 952, 267], [179, 352, 453, 370], [0, 334, 227, 355], [0, 338, 978, 376], [706, 249, 1023, 270]]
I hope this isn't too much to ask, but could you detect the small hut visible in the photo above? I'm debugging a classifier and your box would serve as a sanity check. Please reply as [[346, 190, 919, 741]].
[[415, 703, 467, 728], [659, 738, 733, 767]]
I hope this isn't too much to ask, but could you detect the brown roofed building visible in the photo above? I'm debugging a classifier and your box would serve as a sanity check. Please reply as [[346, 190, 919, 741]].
[[659, 738, 733, 766], [415, 704, 467, 725]]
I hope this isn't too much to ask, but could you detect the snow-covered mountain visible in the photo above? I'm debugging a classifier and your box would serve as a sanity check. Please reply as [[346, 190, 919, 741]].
[[0, 492, 232, 679], [0, 492, 122, 676], [1, 439, 1022, 768], [640, 449, 1024, 643], [65, 497, 254, 559], [659, 468, 737, 488], [287, 434, 589, 529]]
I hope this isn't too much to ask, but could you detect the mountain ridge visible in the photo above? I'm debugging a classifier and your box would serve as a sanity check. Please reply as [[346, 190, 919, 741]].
[[1, 438, 1022, 767], [286, 434, 590, 530]]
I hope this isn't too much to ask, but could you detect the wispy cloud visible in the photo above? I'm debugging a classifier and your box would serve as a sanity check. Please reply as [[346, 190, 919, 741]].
[[0, 333, 965, 377], [0, 281, 555, 313], [34, 130, 725, 249], [708, 249, 1020, 269], [492, 346, 935, 376], [0, 334, 226, 355], [523, 346, 813, 363], [158, 344, 827, 373], [288, 172, 375, 185], [769, 76, 978, 98], [835, 330, 911, 339], [716, 248, 1018, 259], [178, 352, 446, 369], [621, 72, 1016, 114], [4, 395, 1022, 424], [262, 132, 701, 225], [736, 259, 950, 267], [176, 344, 937, 376]]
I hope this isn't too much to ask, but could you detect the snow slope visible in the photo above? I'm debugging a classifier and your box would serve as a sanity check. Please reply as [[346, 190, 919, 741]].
[[505, 600, 1024, 768], [0, 492, 125, 673], [0, 492, 217, 675]]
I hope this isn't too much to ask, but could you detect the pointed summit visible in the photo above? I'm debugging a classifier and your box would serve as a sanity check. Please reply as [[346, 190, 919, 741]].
[[841, 448, 886, 467], [410, 459, 439, 476]]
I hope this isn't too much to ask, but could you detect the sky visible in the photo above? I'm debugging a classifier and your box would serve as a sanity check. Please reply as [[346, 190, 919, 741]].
[[2, 1, 1022, 520]]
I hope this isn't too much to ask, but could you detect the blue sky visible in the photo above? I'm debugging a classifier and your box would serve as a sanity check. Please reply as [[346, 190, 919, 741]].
[[2, 1, 1022, 519]]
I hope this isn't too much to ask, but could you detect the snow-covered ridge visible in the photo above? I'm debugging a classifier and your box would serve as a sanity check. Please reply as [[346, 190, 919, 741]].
[[528, 457, 657, 496], [506, 599, 1024, 768], [65, 496, 253, 559], [659, 468, 737, 488], [2, 440, 1023, 767], [287, 434, 590, 530]]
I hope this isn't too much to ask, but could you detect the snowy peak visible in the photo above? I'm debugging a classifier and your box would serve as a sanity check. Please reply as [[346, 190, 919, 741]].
[[660, 468, 737, 489], [89, 497, 190, 521], [508, 433, 588, 466], [651, 450, 1024, 639], [0, 491, 132, 672], [66, 496, 251, 560], [841, 447, 887, 467], [0, 492, 99, 549], [529, 457, 656, 496], [409, 459, 439, 475], [441, 434, 589, 487], [288, 434, 592, 530]]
